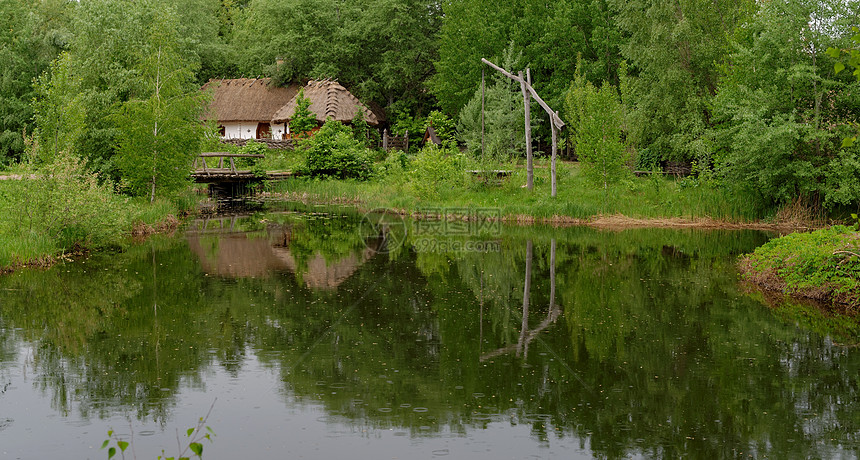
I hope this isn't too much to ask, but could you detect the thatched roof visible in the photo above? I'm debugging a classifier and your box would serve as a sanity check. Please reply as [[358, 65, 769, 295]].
[[202, 78, 299, 122], [271, 79, 383, 126]]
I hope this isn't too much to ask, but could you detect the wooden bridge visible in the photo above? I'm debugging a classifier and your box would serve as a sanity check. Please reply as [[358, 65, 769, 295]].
[[192, 152, 296, 183]]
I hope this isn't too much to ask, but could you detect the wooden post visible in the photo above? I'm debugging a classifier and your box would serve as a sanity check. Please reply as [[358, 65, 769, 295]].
[[519, 71, 533, 190], [551, 111, 558, 197], [383, 129, 389, 151], [404, 130, 409, 153], [481, 67, 485, 159]]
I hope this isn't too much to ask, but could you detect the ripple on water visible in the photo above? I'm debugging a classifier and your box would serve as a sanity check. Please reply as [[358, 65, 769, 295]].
[[0, 418, 13, 433]]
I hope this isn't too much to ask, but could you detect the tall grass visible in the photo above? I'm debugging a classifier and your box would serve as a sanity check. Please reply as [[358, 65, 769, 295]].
[[268, 154, 770, 223], [0, 155, 198, 269]]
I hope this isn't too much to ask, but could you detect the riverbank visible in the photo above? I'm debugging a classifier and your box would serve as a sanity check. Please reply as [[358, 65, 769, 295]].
[[739, 225, 860, 313], [0, 160, 201, 272], [260, 158, 823, 231]]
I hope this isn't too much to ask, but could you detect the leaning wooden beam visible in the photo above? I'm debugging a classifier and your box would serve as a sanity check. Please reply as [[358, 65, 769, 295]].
[[481, 58, 564, 130]]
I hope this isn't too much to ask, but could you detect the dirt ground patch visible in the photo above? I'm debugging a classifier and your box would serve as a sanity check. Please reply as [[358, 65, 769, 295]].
[[584, 214, 813, 232]]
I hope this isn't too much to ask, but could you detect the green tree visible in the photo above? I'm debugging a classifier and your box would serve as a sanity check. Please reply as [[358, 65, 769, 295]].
[[431, 0, 622, 118], [609, 0, 755, 165], [290, 88, 317, 137], [112, 10, 206, 201], [457, 44, 533, 161], [232, 0, 440, 112], [565, 72, 627, 192], [828, 27, 860, 148], [0, 0, 73, 164], [711, 0, 860, 209], [33, 0, 221, 178]]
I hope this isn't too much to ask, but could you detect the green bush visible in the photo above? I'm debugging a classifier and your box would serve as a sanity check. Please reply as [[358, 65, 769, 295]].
[[378, 150, 410, 185], [0, 153, 130, 257], [408, 145, 468, 199], [303, 120, 374, 180]]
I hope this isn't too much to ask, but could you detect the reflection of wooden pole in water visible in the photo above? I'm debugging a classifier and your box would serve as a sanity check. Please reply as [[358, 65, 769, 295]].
[[479, 270, 484, 355], [549, 239, 556, 319], [152, 245, 160, 378], [518, 240, 533, 358], [481, 240, 561, 362]]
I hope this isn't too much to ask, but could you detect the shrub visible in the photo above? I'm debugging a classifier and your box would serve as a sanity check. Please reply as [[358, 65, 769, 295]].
[[3, 153, 130, 252], [378, 150, 410, 185], [303, 120, 374, 180], [408, 145, 468, 199]]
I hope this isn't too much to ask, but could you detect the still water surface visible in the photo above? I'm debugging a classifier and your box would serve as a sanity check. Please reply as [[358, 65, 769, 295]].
[[1, 205, 859, 459]]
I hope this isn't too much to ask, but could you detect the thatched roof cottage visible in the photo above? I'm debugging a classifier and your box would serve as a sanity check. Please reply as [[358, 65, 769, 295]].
[[203, 78, 383, 140]]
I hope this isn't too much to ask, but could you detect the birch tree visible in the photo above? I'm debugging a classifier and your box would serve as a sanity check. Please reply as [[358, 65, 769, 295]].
[[113, 10, 205, 202]]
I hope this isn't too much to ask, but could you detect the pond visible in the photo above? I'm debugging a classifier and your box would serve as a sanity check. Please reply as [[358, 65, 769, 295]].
[[1, 204, 859, 459]]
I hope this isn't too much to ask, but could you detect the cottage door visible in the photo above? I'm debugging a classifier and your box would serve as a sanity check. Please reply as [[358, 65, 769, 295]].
[[256, 123, 271, 139]]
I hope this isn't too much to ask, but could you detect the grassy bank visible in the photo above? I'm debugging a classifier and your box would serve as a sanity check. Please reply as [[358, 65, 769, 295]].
[[0, 157, 200, 271], [263, 153, 773, 225], [740, 225, 860, 313]]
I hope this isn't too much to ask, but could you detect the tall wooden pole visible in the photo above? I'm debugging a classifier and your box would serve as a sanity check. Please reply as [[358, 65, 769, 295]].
[[519, 71, 533, 190], [481, 68, 485, 160], [551, 111, 558, 197]]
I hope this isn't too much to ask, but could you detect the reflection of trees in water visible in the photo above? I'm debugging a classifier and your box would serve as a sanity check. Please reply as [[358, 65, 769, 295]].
[[1, 223, 860, 458]]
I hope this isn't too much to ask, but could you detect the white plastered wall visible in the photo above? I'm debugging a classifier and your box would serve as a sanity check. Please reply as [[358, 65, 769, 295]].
[[220, 122, 288, 139]]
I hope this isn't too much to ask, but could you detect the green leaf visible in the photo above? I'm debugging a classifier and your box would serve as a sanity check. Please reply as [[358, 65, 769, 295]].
[[189, 442, 203, 457], [108, 447, 116, 460], [826, 47, 841, 59], [186, 428, 195, 437], [101, 440, 110, 449], [835, 62, 846, 74], [107, 430, 114, 437], [850, 213, 857, 220], [842, 136, 856, 148], [118, 441, 129, 452]]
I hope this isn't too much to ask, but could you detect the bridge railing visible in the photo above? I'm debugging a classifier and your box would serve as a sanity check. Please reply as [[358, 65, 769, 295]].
[[193, 152, 265, 176]]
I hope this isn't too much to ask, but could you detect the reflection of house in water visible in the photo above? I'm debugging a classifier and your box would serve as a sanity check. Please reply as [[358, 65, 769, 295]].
[[187, 219, 378, 289]]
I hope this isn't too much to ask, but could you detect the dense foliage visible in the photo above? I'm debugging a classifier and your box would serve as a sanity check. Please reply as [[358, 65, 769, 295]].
[[302, 120, 374, 180], [565, 64, 628, 190], [711, 0, 860, 209], [0, 0, 857, 221]]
